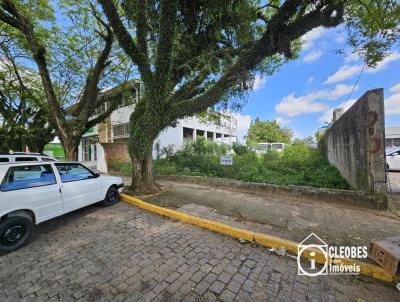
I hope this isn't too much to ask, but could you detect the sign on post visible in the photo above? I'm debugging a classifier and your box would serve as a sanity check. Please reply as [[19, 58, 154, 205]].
[[220, 156, 233, 166]]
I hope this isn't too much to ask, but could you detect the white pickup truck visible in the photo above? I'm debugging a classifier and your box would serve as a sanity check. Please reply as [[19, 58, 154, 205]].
[[0, 162, 123, 253]]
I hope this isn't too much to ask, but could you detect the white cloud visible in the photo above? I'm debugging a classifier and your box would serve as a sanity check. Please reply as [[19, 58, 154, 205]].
[[252, 75, 266, 90], [389, 84, 400, 94], [325, 51, 400, 84], [318, 99, 357, 124], [275, 116, 291, 126], [335, 34, 346, 44], [324, 65, 363, 84], [307, 76, 315, 84], [302, 27, 326, 51], [303, 51, 322, 63], [275, 84, 355, 117], [230, 112, 252, 142], [344, 52, 361, 63], [386, 93, 400, 116]]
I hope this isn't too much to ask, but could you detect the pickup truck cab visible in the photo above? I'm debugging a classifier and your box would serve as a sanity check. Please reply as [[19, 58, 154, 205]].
[[0, 161, 123, 253]]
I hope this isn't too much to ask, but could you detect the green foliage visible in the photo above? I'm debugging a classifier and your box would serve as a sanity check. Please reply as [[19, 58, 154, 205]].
[[232, 142, 249, 155], [0, 46, 54, 152], [113, 139, 350, 190], [246, 119, 293, 146], [344, 0, 400, 67]]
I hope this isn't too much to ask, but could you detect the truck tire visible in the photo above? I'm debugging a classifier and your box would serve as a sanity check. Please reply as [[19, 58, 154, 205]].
[[101, 187, 120, 207], [0, 216, 33, 253]]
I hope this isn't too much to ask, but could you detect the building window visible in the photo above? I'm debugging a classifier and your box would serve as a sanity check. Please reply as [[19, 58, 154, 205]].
[[207, 132, 214, 140], [216, 133, 222, 138], [113, 123, 129, 138], [386, 138, 400, 147], [118, 87, 137, 109], [183, 127, 194, 140], [196, 130, 205, 137], [95, 102, 106, 115], [82, 136, 99, 162]]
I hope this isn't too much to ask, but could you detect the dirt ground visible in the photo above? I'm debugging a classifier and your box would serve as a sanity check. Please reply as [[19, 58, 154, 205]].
[[120, 177, 400, 249]]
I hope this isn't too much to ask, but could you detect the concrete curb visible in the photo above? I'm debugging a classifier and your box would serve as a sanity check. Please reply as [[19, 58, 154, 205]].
[[156, 175, 388, 210], [121, 193, 396, 283]]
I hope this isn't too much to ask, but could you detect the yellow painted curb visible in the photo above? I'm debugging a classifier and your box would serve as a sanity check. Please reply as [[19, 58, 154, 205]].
[[121, 193, 397, 283]]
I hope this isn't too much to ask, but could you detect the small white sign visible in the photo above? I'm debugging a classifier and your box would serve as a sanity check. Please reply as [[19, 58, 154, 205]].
[[220, 156, 233, 166]]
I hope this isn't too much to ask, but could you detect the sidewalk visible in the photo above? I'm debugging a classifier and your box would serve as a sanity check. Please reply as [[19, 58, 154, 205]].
[[131, 179, 400, 248]]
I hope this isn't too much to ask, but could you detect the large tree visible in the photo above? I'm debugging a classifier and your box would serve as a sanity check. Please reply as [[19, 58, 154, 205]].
[[98, 0, 342, 193], [246, 119, 293, 146], [0, 0, 136, 159], [0, 42, 54, 152], [97, 0, 399, 193]]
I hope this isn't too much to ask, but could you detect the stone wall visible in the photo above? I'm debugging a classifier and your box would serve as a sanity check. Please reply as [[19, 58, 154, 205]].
[[321, 89, 386, 193]]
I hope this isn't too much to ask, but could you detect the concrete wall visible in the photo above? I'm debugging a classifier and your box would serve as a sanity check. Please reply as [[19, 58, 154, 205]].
[[322, 89, 386, 193]]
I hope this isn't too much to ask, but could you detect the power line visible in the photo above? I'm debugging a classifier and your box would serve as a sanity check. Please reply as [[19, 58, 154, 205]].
[[384, 82, 400, 91], [341, 63, 366, 110]]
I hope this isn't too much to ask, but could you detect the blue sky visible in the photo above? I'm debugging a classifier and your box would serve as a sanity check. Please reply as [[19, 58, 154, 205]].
[[235, 26, 400, 141]]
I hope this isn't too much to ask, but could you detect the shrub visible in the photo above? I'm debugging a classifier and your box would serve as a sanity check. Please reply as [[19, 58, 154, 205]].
[[112, 139, 350, 190]]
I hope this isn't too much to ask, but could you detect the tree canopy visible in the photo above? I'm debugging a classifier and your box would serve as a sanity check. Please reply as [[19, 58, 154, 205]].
[[0, 42, 53, 152], [246, 119, 293, 146], [0, 0, 136, 158]]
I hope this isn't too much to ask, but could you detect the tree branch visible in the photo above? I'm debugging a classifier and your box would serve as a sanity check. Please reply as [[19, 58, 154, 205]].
[[153, 0, 178, 91], [170, 0, 344, 119], [74, 26, 113, 119], [0, 0, 68, 138], [98, 0, 152, 83]]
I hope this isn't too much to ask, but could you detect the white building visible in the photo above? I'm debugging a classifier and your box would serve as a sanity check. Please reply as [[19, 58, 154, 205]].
[[77, 85, 237, 172], [386, 127, 400, 148]]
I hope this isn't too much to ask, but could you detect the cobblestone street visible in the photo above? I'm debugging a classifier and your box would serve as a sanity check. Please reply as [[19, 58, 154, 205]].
[[0, 202, 398, 302]]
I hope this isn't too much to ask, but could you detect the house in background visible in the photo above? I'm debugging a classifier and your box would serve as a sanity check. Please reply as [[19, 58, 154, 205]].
[[75, 82, 238, 173]]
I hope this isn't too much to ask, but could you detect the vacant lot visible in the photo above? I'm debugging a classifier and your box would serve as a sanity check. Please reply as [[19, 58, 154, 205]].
[[0, 202, 398, 301]]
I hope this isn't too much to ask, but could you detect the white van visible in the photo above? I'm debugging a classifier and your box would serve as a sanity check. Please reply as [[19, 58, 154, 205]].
[[0, 161, 123, 253], [0, 152, 56, 163]]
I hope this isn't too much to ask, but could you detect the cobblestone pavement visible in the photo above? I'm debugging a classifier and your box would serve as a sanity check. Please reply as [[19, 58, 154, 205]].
[[0, 202, 398, 302]]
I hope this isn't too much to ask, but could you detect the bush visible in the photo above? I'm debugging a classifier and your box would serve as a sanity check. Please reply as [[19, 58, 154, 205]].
[[111, 138, 350, 190]]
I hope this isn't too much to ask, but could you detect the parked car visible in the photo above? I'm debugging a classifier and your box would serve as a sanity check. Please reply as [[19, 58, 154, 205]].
[[0, 152, 57, 163], [0, 161, 123, 252], [386, 147, 400, 171]]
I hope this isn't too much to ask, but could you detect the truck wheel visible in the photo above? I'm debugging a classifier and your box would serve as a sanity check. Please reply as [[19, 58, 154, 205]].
[[101, 187, 120, 207], [0, 216, 33, 253]]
